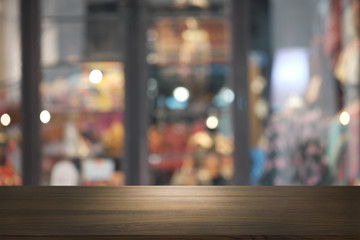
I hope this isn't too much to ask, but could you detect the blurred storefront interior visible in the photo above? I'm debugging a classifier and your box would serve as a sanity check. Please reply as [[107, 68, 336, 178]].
[[0, 0, 359, 186]]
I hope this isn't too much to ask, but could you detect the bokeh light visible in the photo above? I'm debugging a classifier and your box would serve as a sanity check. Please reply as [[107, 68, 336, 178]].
[[0, 113, 11, 126], [173, 87, 190, 102], [40, 110, 51, 124], [339, 111, 350, 126], [89, 69, 103, 84], [206, 115, 219, 129]]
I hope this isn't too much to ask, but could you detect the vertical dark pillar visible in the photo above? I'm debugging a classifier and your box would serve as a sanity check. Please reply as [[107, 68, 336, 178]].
[[123, 0, 149, 185], [21, 0, 41, 185], [230, 0, 250, 185]]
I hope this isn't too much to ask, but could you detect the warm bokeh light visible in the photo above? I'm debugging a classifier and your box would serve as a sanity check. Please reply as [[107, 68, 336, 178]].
[[206, 115, 219, 129], [89, 69, 103, 84], [40, 110, 51, 124], [339, 111, 350, 126], [173, 87, 190, 102], [0, 113, 11, 126]]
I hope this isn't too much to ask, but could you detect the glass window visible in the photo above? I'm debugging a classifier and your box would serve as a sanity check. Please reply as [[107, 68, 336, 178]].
[[0, 0, 22, 185], [146, 0, 234, 185], [40, 0, 125, 186]]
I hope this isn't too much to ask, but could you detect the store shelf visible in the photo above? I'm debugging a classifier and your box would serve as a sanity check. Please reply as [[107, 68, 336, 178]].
[[0, 187, 359, 239]]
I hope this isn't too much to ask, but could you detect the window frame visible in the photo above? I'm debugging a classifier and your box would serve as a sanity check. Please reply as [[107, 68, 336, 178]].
[[20, 0, 250, 185]]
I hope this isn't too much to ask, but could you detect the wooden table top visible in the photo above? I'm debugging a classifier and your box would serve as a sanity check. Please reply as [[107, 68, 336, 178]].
[[0, 186, 359, 239]]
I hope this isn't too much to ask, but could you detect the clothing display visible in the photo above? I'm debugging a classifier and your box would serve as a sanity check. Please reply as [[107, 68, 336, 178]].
[[327, 102, 360, 185], [260, 108, 331, 185], [147, 12, 234, 185], [326, 117, 347, 183], [331, 1, 360, 184], [347, 103, 360, 184], [250, 147, 266, 185], [323, 0, 342, 68], [257, 0, 360, 186]]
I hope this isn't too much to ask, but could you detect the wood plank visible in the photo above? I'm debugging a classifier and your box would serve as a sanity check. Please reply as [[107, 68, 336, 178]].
[[0, 187, 359, 237], [0, 236, 359, 240], [2, 186, 360, 198]]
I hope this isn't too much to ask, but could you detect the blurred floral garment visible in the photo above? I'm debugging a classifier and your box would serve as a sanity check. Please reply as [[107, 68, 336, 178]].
[[260, 108, 331, 185]]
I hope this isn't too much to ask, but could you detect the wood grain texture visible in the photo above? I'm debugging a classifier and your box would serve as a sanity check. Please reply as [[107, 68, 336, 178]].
[[0, 236, 359, 240], [0, 187, 359, 238]]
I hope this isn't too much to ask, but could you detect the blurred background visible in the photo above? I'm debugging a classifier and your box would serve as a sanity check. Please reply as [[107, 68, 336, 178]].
[[0, 0, 359, 186]]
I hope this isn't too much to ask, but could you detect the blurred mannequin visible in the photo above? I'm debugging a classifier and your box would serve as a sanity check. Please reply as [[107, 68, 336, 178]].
[[179, 17, 211, 66], [179, 17, 211, 107]]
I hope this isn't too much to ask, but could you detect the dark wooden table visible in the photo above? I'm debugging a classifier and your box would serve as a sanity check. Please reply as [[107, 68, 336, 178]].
[[0, 187, 359, 239]]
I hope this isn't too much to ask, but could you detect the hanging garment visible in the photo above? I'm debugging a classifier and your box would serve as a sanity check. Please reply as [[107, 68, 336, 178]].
[[323, 0, 342, 68], [260, 108, 331, 185]]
